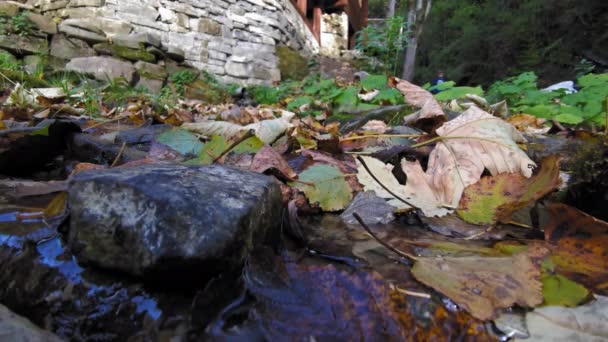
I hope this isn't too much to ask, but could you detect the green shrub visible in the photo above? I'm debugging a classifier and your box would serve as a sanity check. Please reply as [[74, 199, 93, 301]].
[[355, 16, 409, 75]]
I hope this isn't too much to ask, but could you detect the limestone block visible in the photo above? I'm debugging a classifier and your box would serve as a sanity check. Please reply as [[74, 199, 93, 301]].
[[0, 35, 49, 56], [134, 60, 167, 80], [67, 0, 105, 7], [50, 34, 97, 59], [66, 56, 136, 83], [25, 12, 57, 34], [198, 18, 221, 36]]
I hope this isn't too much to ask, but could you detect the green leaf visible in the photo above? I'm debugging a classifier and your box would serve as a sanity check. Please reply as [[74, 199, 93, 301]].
[[553, 113, 584, 124], [371, 88, 404, 105], [30, 126, 49, 136], [435, 86, 484, 101], [186, 135, 228, 165], [290, 164, 353, 211], [156, 128, 203, 156], [232, 136, 264, 154], [577, 73, 608, 88], [360, 74, 388, 90], [286, 96, 312, 110], [429, 80, 456, 92], [541, 258, 589, 307]]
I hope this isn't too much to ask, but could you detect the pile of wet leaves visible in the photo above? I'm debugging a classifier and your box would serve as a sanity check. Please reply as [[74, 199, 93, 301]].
[[1, 73, 608, 340]]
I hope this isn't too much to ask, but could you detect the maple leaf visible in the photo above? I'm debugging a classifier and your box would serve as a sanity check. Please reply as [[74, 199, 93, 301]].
[[356, 107, 536, 217], [425, 107, 536, 208]]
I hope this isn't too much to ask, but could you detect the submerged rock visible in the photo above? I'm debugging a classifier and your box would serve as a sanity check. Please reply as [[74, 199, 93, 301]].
[[0, 304, 63, 342], [68, 164, 282, 279]]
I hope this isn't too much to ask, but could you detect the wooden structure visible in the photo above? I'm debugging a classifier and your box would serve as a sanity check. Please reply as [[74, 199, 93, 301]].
[[290, 0, 368, 48]]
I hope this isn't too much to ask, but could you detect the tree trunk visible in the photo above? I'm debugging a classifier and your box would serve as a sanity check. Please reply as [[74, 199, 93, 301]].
[[386, 0, 397, 18], [401, 0, 432, 81], [402, 36, 417, 81]]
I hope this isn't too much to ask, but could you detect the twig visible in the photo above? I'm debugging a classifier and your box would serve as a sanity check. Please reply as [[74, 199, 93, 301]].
[[213, 129, 256, 163], [356, 156, 419, 209], [110, 142, 126, 167], [84, 115, 128, 131], [464, 225, 495, 240], [352, 212, 418, 260], [391, 284, 431, 299], [339, 133, 423, 142]]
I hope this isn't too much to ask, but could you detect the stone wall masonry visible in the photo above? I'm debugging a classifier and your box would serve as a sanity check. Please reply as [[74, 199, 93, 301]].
[[17, 0, 320, 85]]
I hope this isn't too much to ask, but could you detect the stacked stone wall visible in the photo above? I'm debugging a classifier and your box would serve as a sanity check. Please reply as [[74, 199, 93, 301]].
[[0, 0, 320, 85]]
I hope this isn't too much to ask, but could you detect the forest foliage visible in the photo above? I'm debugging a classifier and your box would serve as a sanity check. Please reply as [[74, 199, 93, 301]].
[[414, 0, 608, 86]]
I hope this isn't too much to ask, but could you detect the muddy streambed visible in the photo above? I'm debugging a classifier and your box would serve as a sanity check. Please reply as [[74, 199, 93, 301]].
[[0, 196, 507, 341]]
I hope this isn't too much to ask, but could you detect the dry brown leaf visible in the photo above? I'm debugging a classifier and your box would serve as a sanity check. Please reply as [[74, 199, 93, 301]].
[[357, 108, 536, 217], [250, 145, 297, 179], [361, 120, 388, 133], [356, 156, 450, 216], [181, 111, 294, 144], [425, 107, 536, 208], [412, 245, 547, 321], [392, 78, 446, 131]]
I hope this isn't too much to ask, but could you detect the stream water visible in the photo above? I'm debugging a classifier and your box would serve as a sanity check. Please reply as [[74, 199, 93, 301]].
[[0, 198, 502, 341]]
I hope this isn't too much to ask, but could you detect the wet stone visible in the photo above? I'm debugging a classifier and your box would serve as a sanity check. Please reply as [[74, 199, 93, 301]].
[[68, 164, 282, 280]]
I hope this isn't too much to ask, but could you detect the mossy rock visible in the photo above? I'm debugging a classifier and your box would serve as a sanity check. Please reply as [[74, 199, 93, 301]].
[[93, 43, 156, 63], [0, 68, 50, 88], [276, 45, 309, 81], [182, 79, 231, 104]]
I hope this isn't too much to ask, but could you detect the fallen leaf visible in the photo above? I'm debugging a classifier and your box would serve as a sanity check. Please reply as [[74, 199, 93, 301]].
[[250, 145, 297, 179], [301, 149, 357, 174], [0, 180, 68, 198], [361, 120, 389, 133], [187, 135, 228, 165], [291, 164, 353, 212], [43, 192, 68, 219], [457, 155, 561, 225], [507, 113, 549, 134], [393, 78, 445, 120], [182, 111, 294, 143], [356, 156, 451, 216], [411, 245, 547, 321], [340, 191, 396, 225], [358, 89, 380, 102], [518, 296, 608, 342], [156, 128, 203, 156], [425, 107, 536, 209], [420, 214, 507, 239], [543, 203, 608, 294]]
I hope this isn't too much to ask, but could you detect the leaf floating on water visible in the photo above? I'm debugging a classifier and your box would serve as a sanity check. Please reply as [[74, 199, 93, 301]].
[[411, 245, 547, 321], [457, 155, 561, 225], [518, 296, 608, 342], [43, 192, 68, 220], [292, 164, 353, 212], [543, 203, 608, 295]]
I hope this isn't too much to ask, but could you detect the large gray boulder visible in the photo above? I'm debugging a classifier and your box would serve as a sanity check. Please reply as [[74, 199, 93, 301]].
[[68, 164, 282, 278]]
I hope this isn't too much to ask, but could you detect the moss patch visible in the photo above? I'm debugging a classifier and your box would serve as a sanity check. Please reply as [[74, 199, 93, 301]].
[[93, 43, 156, 63], [276, 45, 308, 81]]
